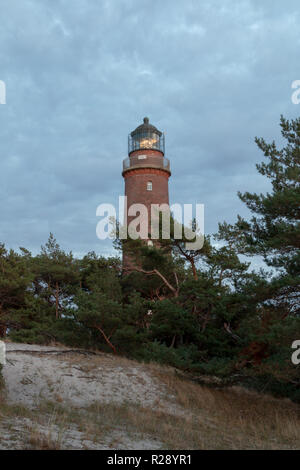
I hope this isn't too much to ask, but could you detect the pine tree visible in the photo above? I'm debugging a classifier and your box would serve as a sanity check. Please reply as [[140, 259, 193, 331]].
[[233, 116, 300, 314], [0, 244, 32, 337], [74, 254, 123, 353], [217, 116, 300, 316], [33, 233, 80, 319], [214, 117, 300, 399]]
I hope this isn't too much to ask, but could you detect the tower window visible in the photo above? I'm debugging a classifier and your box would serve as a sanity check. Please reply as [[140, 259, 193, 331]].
[[147, 181, 152, 191]]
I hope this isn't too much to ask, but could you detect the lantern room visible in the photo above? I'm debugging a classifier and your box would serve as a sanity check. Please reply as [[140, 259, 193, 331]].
[[128, 117, 165, 155]]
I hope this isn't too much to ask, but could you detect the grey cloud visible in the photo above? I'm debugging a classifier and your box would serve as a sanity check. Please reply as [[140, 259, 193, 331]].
[[0, 0, 299, 256]]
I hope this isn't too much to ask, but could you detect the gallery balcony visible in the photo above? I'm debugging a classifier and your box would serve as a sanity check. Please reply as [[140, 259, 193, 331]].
[[122, 154, 171, 176]]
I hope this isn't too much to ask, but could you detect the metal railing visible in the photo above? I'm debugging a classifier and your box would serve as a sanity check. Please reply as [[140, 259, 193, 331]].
[[123, 155, 170, 173]]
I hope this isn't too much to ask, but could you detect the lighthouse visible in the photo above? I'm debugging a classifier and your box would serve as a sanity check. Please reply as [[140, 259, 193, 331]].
[[122, 117, 171, 270]]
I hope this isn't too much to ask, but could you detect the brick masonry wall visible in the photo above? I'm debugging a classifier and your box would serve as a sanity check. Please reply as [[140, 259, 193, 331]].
[[123, 150, 170, 271]]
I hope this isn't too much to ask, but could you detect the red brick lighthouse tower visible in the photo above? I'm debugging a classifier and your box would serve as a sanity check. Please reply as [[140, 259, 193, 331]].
[[122, 117, 171, 269]]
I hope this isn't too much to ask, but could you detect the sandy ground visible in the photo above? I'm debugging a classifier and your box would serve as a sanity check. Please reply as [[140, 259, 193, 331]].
[[3, 343, 170, 409], [0, 342, 174, 449], [1, 342, 299, 450]]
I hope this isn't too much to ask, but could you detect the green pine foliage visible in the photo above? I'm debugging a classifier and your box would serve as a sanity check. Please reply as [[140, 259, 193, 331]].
[[0, 117, 299, 401]]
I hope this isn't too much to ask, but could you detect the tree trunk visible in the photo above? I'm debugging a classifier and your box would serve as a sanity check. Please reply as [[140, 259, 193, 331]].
[[131, 268, 179, 297], [55, 281, 59, 319], [0, 306, 6, 338], [190, 258, 198, 280], [169, 335, 176, 348], [95, 325, 117, 354], [0, 324, 6, 338]]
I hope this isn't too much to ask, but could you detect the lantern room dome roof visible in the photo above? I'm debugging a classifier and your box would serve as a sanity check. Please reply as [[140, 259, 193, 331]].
[[131, 117, 162, 137]]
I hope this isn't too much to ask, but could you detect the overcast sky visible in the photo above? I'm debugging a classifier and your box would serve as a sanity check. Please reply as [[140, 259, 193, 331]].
[[0, 0, 299, 258]]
